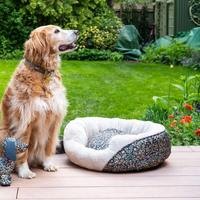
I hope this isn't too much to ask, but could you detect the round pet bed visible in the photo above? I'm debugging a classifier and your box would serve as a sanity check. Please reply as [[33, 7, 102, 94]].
[[63, 117, 171, 172]]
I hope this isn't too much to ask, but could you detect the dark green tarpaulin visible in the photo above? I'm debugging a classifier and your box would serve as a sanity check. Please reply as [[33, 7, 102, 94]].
[[154, 27, 200, 49], [179, 28, 200, 49], [115, 25, 142, 60], [154, 36, 173, 48]]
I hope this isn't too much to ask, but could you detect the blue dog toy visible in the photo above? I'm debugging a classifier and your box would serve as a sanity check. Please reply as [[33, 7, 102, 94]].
[[0, 137, 28, 186]]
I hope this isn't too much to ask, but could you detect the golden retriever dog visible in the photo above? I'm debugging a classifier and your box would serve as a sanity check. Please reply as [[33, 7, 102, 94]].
[[0, 25, 78, 178]]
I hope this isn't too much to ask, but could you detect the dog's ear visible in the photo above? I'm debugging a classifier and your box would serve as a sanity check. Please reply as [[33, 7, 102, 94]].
[[4, 138, 16, 161], [24, 30, 51, 63]]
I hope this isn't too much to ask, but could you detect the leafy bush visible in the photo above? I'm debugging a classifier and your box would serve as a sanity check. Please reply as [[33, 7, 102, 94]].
[[79, 8, 121, 50], [0, 47, 124, 61], [144, 74, 200, 145], [144, 104, 168, 124], [62, 49, 123, 61], [0, 49, 23, 60], [0, 0, 122, 58], [79, 25, 120, 50], [142, 42, 191, 65], [0, 1, 31, 56]]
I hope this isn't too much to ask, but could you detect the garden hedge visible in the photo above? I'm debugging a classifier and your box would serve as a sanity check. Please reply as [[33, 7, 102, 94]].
[[0, 0, 121, 57]]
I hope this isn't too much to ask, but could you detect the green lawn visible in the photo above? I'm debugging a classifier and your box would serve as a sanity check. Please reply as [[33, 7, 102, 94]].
[[0, 60, 196, 134]]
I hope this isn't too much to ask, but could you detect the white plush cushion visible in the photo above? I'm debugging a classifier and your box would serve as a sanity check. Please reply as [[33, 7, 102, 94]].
[[64, 117, 170, 172]]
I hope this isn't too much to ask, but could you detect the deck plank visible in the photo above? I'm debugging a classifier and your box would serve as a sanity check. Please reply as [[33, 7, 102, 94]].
[[11, 175, 200, 187], [17, 199, 200, 200], [1, 146, 200, 199], [11, 165, 200, 179], [0, 188, 18, 199], [17, 186, 200, 199]]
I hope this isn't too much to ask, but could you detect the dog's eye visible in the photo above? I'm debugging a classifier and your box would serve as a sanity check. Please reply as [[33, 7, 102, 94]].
[[54, 29, 60, 34]]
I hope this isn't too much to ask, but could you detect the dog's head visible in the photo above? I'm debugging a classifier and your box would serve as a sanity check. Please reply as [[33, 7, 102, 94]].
[[24, 25, 78, 62]]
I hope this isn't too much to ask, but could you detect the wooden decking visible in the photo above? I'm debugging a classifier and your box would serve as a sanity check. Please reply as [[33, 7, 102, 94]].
[[1, 146, 200, 200]]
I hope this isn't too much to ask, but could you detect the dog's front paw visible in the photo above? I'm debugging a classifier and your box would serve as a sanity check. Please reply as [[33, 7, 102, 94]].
[[43, 158, 58, 172], [19, 170, 36, 179], [43, 164, 58, 172], [18, 162, 36, 179]]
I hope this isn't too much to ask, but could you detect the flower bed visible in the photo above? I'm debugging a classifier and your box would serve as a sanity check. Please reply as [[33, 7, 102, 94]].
[[144, 74, 200, 145]]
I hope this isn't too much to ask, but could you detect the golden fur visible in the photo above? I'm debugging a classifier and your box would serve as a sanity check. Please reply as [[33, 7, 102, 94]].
[[0, 25, 77, 178]]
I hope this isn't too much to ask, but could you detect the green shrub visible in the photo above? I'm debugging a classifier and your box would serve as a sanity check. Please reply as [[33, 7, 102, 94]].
[[79, 8, 122, 50], [79, 25, 120, 50], [0, 0, 122, 57], [0, 49, 23, 60], [144, 104, 168, 124], [0, 1, 32, 55], [62, 48, 123, 61], [0, 48, 124, 61], [142, 42, 191, 65]]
